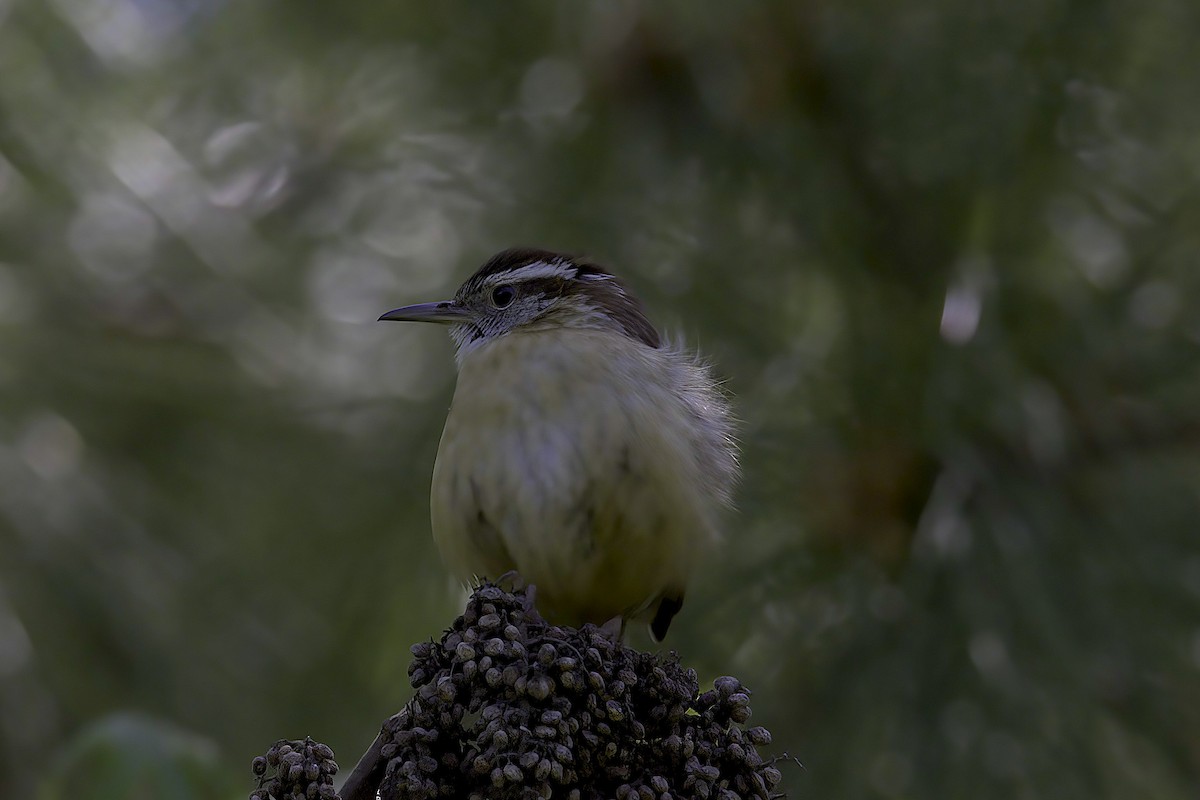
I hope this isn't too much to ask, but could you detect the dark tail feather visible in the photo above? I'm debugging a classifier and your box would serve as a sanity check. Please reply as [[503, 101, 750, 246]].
[[650, 595, 684, 642]]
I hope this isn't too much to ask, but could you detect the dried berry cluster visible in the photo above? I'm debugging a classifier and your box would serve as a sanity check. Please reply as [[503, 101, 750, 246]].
[[378, 583, 786, 800], [250, 737, 339, 800]]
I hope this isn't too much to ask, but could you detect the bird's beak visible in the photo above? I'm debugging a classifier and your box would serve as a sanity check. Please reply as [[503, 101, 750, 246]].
[[378, 301, 470, 324]]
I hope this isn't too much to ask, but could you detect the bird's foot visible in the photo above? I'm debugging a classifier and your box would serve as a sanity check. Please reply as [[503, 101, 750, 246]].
[[490, 571, 542, 622], [520, 583, 540, 619], [598, 615, 627, 644], [493, 569, 525, 591]]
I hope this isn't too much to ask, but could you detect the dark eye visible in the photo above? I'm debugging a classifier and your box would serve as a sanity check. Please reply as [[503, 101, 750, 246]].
[[491, 285, 516, 308]]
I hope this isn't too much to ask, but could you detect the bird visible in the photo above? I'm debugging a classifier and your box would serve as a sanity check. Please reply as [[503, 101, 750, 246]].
[[379, 248, 738, 640]]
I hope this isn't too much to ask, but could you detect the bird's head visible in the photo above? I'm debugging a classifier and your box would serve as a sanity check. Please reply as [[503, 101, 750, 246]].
[[379, 248, 660, 361]]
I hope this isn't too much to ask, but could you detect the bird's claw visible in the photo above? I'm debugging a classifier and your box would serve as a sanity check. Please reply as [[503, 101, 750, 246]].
[[599, 615, 626, 643], [490, 571, 542, 621]]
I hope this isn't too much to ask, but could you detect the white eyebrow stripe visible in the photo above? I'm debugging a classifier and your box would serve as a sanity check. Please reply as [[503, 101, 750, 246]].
[[486, 261, 577, 284]]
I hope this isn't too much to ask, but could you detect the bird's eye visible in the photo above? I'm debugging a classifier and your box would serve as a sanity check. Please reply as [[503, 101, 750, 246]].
[[491, 285, 516, 308]]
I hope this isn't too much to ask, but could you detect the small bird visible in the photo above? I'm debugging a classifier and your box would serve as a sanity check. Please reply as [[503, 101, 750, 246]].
[[379, 248, 737, 640]]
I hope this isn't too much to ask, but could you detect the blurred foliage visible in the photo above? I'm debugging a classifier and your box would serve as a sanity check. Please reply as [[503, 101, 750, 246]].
[[1, 0, 1199, 798], [39, 712, 233, 800]]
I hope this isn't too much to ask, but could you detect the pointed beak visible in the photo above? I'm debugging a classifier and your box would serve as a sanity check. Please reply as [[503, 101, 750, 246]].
[[378, 301, 470, 324]]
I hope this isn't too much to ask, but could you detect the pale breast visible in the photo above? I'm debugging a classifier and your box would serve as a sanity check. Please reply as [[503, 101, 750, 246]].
[[429, 328, 728, 626]]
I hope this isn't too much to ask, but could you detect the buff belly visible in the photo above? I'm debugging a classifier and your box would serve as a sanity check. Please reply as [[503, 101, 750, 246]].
[[429, 328, 716, 626]]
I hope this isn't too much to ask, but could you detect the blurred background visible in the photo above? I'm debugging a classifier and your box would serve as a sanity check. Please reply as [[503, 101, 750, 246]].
[[2, 0, 1199, 797]]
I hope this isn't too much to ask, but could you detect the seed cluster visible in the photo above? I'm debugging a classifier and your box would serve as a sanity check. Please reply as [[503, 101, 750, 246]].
[[379, 583, 786, 800], [249, 737, 339, 800]]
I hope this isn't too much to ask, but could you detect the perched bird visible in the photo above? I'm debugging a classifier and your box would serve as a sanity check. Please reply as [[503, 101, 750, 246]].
[[379, 248, 737, 640]]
